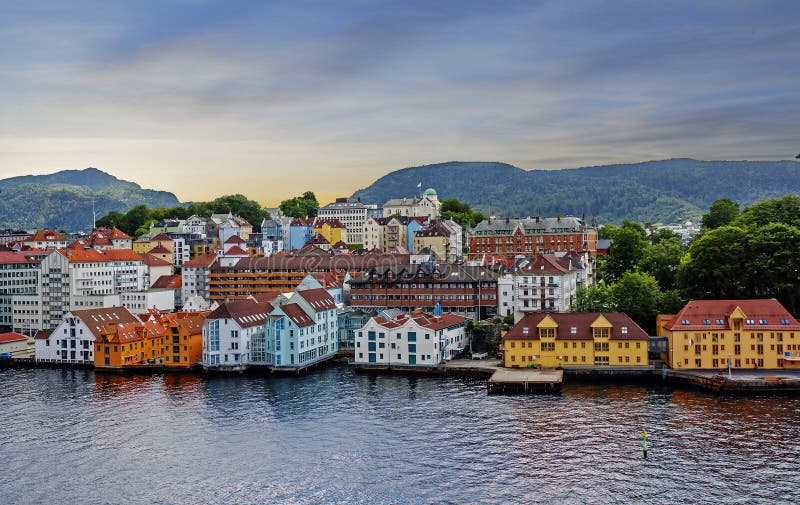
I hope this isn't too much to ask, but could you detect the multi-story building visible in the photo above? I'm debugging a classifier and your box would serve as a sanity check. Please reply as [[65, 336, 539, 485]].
[[184, 215, 213, 238], [0, 251, 42, 332], [24, 230, 68, 250], [68, 227, 132, 250], [348, 263, 500, 320], [162, 312, 207, 368], [201, 297, 273, 370], [314, 219, 348, 245], [501, 312, 648, 368], [353, 309, 467, 366], [287, 218, 315, 251], [317, 198, 378, 246], [181, 253, 217, 303], [382, 188, 441, 220], [0, 332, 31, 355], [496, 255, 582, 317], [259, 217, 285, 256], [35, 306, 140, 364], [0, 229, 31, 245], [217, 214, 253, 244], [469, 216, 597, 260], [258, 278, 339, 369], [93, 319, 167, 368], [363, 216, 427, 252], [657, 299, 800, 369]]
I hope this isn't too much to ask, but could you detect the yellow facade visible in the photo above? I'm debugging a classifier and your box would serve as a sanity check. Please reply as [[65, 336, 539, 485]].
[[314, 222, 347, 245], [412, 234, 448, 258], [659, 300, 800, 369], [502, 313, 647, 368]]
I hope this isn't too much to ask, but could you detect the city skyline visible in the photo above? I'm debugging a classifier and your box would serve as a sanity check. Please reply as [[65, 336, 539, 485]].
[[1, 1, 798, 205]]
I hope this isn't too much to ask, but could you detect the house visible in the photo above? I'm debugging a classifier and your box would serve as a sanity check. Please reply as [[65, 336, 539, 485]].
[[353, 308, 467, 366], [93, 319, 166, 368], [657, 299, 800, 369], [317, 198, 378, 246], [288, 218, 315, 251], [181, 253, 217, 303], [35, 307, 140, 364], [24, 230, 68, 250], [501, 312, 648, 368], [0, 332, 32, 356], [314, 218, 348, 245], [68, 227, 132, 251], [382, 188, 441, 220], [201, 297, 273, 370], [162, 312, 208, 368], [151, 274, 182, 308], [496, 254, 582, 317]]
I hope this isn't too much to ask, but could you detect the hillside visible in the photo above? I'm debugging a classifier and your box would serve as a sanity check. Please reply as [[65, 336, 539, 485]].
[[0, 168, 180, 231], [351, 159, 800, 224]]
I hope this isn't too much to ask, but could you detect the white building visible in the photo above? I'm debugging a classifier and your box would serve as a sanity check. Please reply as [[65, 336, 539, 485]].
[[497, 255, 583, 319], [34, 306, 140, 364], [257, 275, 339, 368], [181, 253, 217, 304], [201, 297, 272, 370], [24, 230, 68, 250], [0, 251, 42, 332], [317, 198, 377, 246], [353, 309, 467, 366], [0, 332, 31, 355], [382, 188, 441, 220]]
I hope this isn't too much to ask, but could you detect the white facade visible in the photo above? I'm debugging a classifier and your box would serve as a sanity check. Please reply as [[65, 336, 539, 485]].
[[184, 215, 210, 238], [0, 253, 40, 331], [120, 290, 175, 313], [173, 238, 190, 266], [201, 299, 271, 370], [501, 255, 583, 318], [354, 312, 467, 366], [382, 190, 441, 220], [317, 199, 376, 245], [181, 255, 216, 304]]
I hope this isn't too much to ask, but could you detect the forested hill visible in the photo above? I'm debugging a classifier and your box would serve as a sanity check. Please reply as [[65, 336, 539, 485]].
[[0, 168, 180, 231], [351, 159, 800, 224]]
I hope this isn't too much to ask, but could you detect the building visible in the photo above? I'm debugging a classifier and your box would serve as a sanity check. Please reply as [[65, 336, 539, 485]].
[[382, 188, 441, 220], [259, 218, 286, 256], [181, 253, 217, 304], [496, 254, 583, 318], [348, 263, 500, 320], [68, 227, 132, 250], [217, 214, 253, 244], [288, 218, 315, 251], [24, 230, 68, 250], [317, 198, 378, 246], [162, 312, 207, 368], [201, 297, 273, 370], [501, 312, 648, 368], [657, 299, 800, 369], [0, 332, 31, 355], [258, 277, 339, 369], [184, 215, 212, 237], [35, 307, 140, 364], [353, 309, 467, 366], [0, 251, 42, 332], [93, 319, 166, 368], [314, 218, 348, 245], [469, 216, 597, 260]]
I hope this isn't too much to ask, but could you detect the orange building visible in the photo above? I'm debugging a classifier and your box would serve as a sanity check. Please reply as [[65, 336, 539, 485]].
[[94, 320, 167, 368], [162, 312, 208, 368]]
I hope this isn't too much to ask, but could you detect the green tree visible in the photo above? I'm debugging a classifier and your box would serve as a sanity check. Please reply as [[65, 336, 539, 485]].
[[639, 237, 684, 290], [120, 204, 152, 237], [678, 226, 749, 299], [211, 194, 271, 231], [440, 198, 486, 228], [747, 223, 800, 312], [611, 271, 661, 333], [603, 224, 649, 283], [572, 283, 615, 312], [735, 194, 800, 229], [95, 210, 125, 229], [280, 192, 319, 218], [701, 198, 740, 230], [648, 228, 681, 245]]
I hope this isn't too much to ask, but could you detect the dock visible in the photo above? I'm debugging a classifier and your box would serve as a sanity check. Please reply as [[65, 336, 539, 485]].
[[487, 368, 563, 394], [664, 369, 800, 392]]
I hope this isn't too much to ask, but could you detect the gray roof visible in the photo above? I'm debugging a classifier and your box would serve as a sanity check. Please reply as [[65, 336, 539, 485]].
[[472, 216, 585, 235]]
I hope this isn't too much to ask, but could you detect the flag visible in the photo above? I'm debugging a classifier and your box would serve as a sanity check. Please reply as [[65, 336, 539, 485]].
[[417, 182, 422, 188]]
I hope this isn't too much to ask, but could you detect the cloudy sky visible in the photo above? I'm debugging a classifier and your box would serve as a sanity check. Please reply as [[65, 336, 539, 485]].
[[1, 1, 797, 205]]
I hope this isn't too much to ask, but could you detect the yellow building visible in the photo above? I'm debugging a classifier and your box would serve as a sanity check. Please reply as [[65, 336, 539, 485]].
[[502, 312, 648, 368], [314, 219, 348, 245], [658, 299, 800, 369], [161, 312, 208, 368], [94, 321, 167, 368]]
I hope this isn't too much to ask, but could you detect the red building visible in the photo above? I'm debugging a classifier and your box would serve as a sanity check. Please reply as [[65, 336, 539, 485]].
[[468, 216, 597, 260]]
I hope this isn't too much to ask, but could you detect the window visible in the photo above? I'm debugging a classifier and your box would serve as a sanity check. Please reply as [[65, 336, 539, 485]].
[[621, 326, 628, 334]]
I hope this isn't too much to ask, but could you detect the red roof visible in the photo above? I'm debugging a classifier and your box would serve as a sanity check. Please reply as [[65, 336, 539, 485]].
[[0, 251, 40, 264], [151, 233, 172, 242], [224, 235, 246, 244], [503, 312, 648, 341], [223, 245, 248, 256], [307, 234, 330, 245], [0, 332, 28, 344], [282, 303, 315, 327], [315, 218, 346, 229], [62, 249, 145, 263], [207, 299, 272, 328], [26, 230, 66, 242], [517, 255, 571, 275], [372, 312, 466, 331], [152, 274, 182, 289], [297, 288, 337, 311], [663, 299, 800, 331], [182, 253, 217, 268], [147, 244, 172, 254], [142, 253, 173, 267]]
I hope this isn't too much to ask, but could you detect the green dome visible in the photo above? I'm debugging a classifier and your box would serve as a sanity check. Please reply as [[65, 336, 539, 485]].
[[423, 188, 437, 196]]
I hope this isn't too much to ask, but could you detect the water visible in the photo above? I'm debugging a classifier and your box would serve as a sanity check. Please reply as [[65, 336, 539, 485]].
[[1, 367, 798, 505]]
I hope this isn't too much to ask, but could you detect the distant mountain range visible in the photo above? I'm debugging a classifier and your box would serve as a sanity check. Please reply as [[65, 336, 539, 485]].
[[0, 168, 180, 232], [352, 159, 800, 224]]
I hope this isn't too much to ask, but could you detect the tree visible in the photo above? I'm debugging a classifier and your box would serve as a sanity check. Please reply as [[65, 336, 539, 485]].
[[648, 228, 681, 245], [678, 226, 750, 299], [735, 195, 800, 229], [572, 283, 615, 312], [95, 210, 125, 229], [280, 192, 319, 218], [119, 205, 152, 237], [603, 224, 649, 283], [702, 198, 739, 230], [612, 271, 661, 334], [747, 223, 800, 312], [639, 237, 684, 290], [440, 198, 485, 228], [210, 194, 271, 231]]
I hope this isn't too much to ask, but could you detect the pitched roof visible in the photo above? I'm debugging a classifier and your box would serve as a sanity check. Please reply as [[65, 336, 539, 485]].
[[281, 303, 315, 328], [182, 253, 217, 268], [371, 312, 466, 331], [224, 235, 246, 244], [503, 312, 648, 341], [207, 299, 272, 328], [473, 216, 585, 234], [0, 332, 28, 344], [663, 299, 800, 331], [63, 249, 145, 263], [151, 233, 172, 242], [297, 288, 337, 311], [69, 307, 141, 339], [152, 274, 182, 289], [515, 255, 571, 275], [0, 251, 41, 264], [315, 218, 346, 229], [223, 245, 248, 255], [26, 230, 67, 242], [142, 253, 173, 267], [147, 244, 172, 254]]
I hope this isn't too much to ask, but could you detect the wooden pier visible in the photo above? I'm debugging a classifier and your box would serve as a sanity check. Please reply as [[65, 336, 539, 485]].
[[487, 368, 563, 394]]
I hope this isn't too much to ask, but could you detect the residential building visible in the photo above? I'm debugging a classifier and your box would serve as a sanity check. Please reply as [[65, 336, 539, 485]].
[[201, 297, 273, 370], [218, 214, 253, 244], [259, 218, 285, 256], [348, 263, 500, 320], [317, 198, 378, 246], [382, 188, 441, 220], [0, 229, 30, 245], [181, 253, 217, 303], [93, 319, 166, 368], [469, 216, 597, 260], [35, 307, 140, 364], [0, 251, 42, 332], [288, 218, 315, 250], [24, 230, 68, 250], [501, 312, 648, 368], [68, 227, 132, 250], [0, 332, 31, 355], [314, 218, 348, 245], [184, 215, 212, 237], [353, 309, 467, 366], [162, 312, 207, 368], [657, 299, 800, 369], [497, 255, 582, 317], [142, 253, 173, 286]]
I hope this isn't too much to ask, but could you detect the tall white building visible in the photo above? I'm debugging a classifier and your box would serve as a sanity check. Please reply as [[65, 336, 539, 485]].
[[0, 251, 43, 332], [181, 253, 217, 303], [382, 188, 441, 220], [201, 297, 272, 370], [354, 309, 467, 366], [496, 254, 584, 319], [317, 198, 377, 246]]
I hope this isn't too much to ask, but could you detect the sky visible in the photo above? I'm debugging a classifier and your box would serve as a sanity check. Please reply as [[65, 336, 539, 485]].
[[0, 1, 798, 206]]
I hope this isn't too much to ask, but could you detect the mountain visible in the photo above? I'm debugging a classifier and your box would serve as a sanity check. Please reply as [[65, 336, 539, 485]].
[[352, 159, 800, 224], [0, 168, 180, 231]]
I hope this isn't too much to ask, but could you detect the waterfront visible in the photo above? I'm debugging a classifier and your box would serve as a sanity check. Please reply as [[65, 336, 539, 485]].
[[2, 367, 798, 504]]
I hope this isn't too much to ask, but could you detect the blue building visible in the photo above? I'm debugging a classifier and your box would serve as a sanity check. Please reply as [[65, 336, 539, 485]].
[[288, 218, 315, 251]]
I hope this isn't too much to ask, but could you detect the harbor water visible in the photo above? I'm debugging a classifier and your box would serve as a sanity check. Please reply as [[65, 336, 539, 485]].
[[1, 366, 798, 504]]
